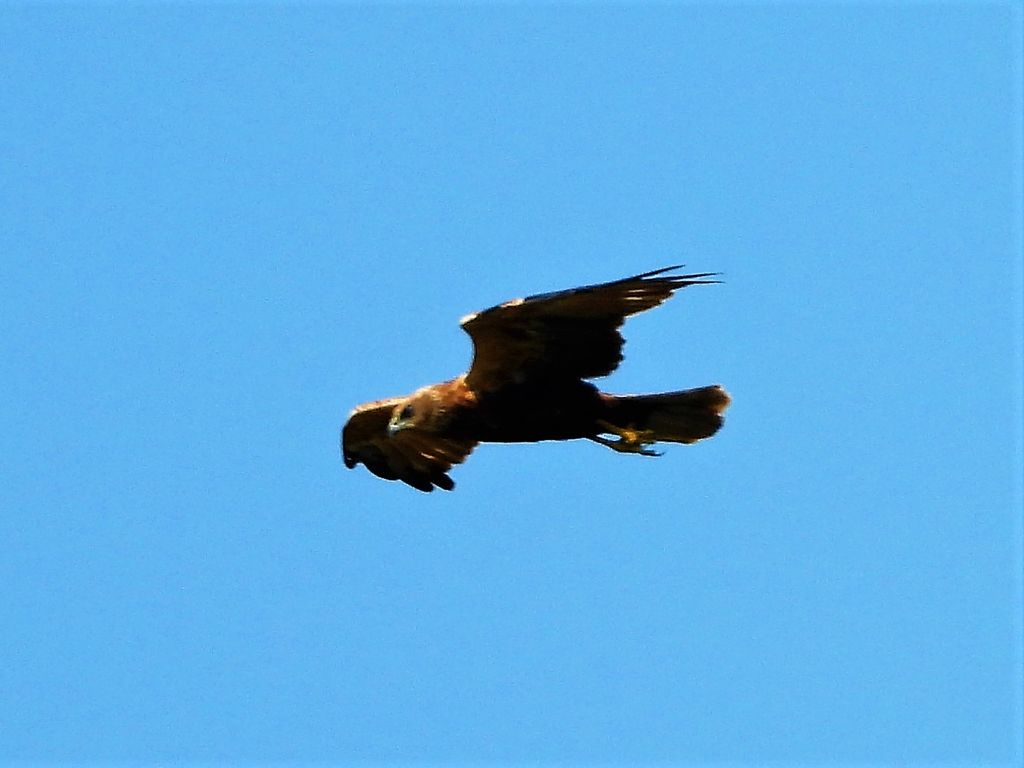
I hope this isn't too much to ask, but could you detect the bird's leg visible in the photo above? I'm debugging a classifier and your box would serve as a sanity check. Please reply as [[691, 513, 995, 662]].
[[591, 420, 662, 457]]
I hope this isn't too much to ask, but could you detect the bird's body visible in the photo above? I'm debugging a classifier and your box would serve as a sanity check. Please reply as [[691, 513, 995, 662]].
[[411, 376, 603, 443], [342, 266, 730, 492]]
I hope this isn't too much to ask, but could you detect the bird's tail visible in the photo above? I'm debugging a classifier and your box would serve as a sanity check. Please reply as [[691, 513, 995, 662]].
[[602, 385, 731, 444]]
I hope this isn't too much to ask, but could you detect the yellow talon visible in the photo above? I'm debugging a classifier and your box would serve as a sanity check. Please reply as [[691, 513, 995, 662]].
[[592, 421, 662, 457]]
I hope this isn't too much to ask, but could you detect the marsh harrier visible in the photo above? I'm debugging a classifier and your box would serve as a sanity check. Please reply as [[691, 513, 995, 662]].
[[341, 266, 730, 491]]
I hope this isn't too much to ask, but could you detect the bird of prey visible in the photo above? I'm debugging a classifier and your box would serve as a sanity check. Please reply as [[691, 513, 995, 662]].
[[341, 265, 730, 492]]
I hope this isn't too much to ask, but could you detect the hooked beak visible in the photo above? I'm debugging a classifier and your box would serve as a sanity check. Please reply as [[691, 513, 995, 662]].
[[387, 417, 402, 438]]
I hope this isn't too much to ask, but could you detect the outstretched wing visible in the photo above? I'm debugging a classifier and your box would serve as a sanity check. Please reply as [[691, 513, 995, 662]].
[[341, 398, 476, 492], [460, 265, 718, 393]]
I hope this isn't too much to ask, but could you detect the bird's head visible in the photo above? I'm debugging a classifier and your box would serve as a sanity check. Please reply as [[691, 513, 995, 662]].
[[387, 388, 439, 436]]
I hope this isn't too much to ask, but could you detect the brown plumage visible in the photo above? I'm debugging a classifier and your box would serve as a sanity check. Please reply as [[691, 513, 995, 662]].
[[341, 266, 731, 492]]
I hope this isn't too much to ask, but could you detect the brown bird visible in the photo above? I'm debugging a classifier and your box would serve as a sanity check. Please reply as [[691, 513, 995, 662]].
[[341, 266, 730, 492]]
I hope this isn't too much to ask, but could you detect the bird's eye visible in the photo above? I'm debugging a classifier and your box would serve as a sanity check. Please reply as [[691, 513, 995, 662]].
[[399, 404, 414, 420]]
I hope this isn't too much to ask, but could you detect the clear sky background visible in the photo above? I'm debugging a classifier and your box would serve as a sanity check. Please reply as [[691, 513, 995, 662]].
[[1, 3, 1021, 765]]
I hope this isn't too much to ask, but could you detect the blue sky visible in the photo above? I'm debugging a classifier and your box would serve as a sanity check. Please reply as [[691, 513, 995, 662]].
[[1, 3, 1021, 764]]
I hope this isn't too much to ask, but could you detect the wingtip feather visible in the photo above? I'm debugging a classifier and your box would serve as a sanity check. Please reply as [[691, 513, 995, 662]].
[[630, 266, 722, 285]]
